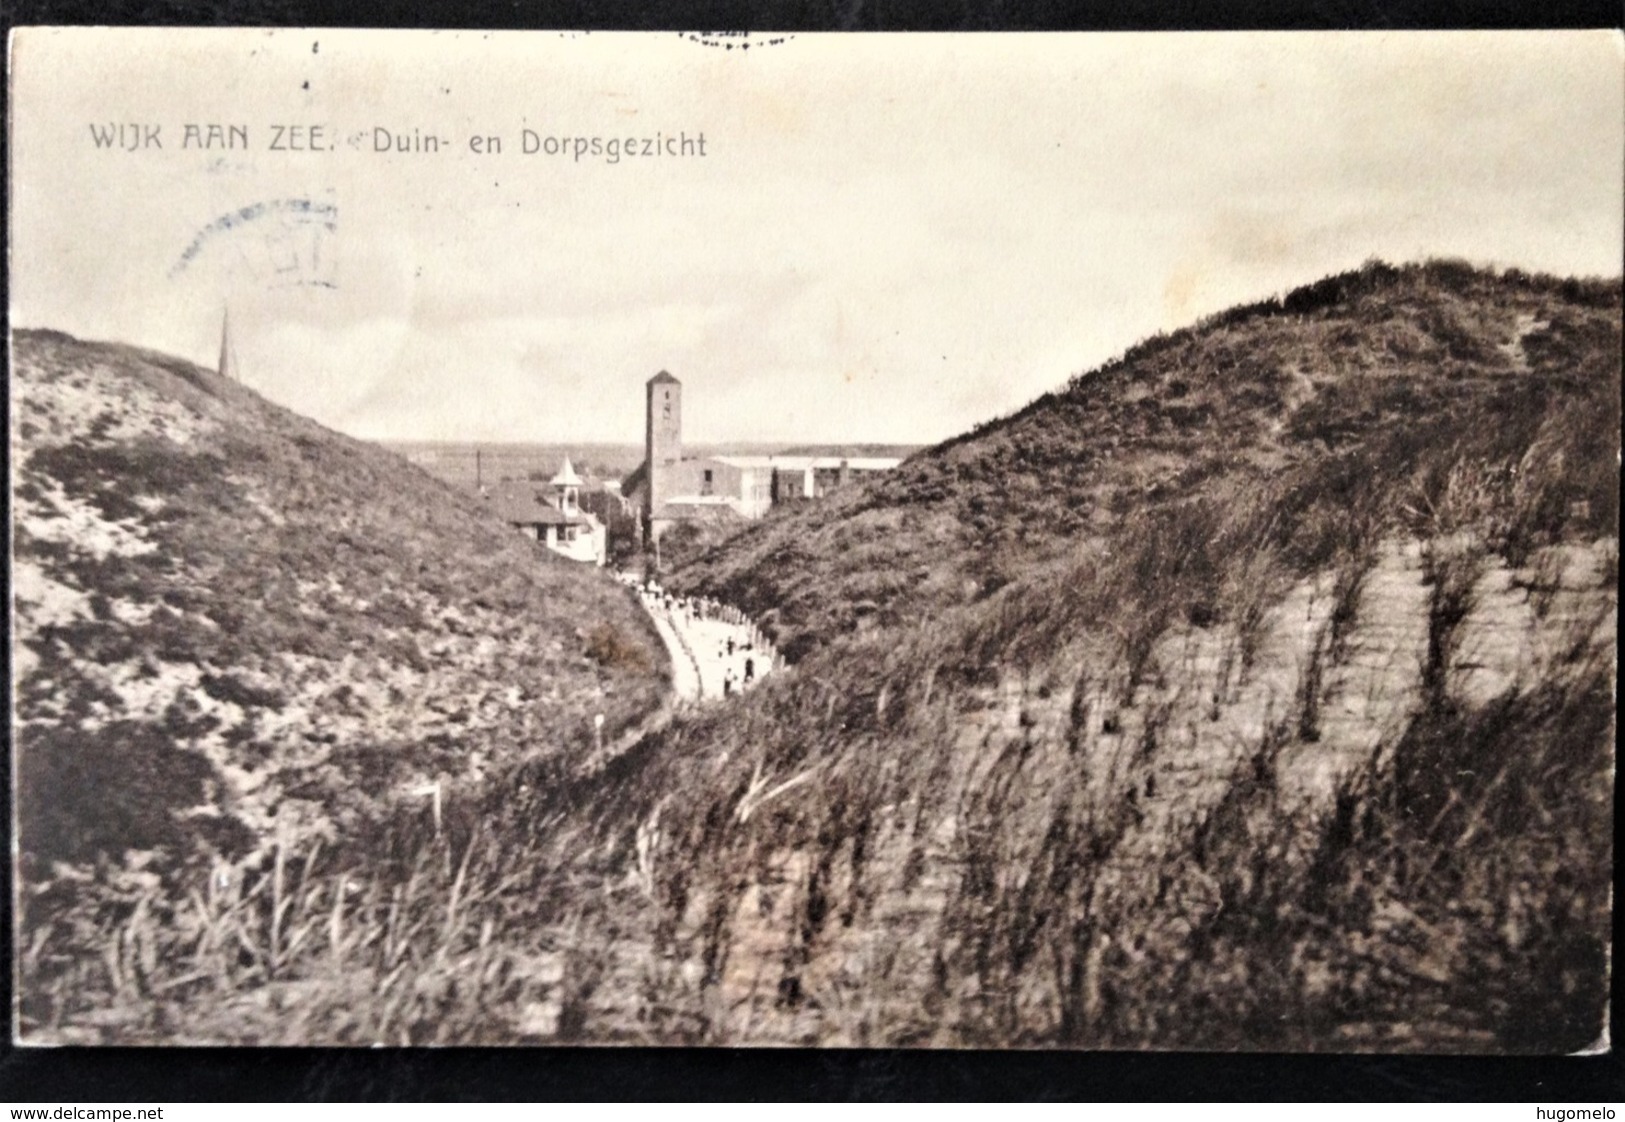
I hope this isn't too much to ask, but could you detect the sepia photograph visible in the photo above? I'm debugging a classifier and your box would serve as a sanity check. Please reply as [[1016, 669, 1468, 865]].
[[7, 28, 1620, 1052]]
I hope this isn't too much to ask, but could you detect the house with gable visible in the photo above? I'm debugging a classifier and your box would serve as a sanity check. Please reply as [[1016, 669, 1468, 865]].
[[487, 457, 608, 566]]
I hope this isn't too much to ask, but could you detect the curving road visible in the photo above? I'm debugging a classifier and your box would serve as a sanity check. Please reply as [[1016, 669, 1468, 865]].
[[638, 591, 773, 704], [646, 608, 703, 701]]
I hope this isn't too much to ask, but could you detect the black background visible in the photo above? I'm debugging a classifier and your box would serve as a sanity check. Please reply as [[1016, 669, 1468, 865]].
[[2, 0, 1622, 1101]]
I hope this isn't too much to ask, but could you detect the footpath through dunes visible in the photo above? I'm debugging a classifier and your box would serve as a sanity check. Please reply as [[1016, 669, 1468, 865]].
[[574, 583, 774, 774], [632, 580, 780, 703], [11, 329, 670, 1039], [615, 261, 1619, 1049], [10, 263, 1618, 1048]]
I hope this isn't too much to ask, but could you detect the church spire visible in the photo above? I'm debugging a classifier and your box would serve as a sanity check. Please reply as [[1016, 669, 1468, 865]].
[[217, 306, 237, 382]]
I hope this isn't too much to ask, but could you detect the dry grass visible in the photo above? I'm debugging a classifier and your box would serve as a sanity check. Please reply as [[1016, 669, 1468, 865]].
[[13, 262, 1619, 1048], [12, 330, 669, 1042], [672, 261, 1619, 663]]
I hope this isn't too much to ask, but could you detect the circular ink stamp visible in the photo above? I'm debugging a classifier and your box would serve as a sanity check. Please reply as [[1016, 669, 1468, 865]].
[[170, 193, 338, 289]]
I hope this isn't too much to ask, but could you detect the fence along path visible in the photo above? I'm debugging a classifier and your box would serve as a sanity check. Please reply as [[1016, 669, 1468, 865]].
[[633, 580, 779, 704], [577, 579, 780, 777]]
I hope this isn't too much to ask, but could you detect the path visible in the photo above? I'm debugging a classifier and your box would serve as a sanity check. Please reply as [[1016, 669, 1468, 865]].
[[646, 608, 703, 701], [680, 613, 774, 700], [630, 578, 776, 704], [579, 581, 778, 777]]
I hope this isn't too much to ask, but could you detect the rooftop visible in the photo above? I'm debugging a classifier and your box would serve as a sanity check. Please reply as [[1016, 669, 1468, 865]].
[[485, 482, 592, 526], [710, 454, 904, 472], [550, 456, 583, 487]]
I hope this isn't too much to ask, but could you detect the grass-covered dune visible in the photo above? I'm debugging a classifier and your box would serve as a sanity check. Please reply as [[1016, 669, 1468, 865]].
[[11, 330, 668, 1039], [673, 261, 1620, 664], [11, 261, 1617, 1048], [618, 261, 1616, 1050]]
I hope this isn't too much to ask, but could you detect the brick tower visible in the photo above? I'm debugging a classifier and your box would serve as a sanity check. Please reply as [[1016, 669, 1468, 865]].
[[645, 370, 681, 533]]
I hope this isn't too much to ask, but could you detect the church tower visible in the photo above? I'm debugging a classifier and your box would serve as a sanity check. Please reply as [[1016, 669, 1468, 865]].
[[645, 370, 681, 525]]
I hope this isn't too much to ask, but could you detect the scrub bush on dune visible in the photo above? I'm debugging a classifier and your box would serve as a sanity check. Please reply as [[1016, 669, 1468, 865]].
[[12, 261, 1618, 1047]]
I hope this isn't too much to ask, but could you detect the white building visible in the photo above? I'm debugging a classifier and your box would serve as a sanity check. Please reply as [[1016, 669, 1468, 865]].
[[621, 370, 905, 540], [487, 457, 608, 566]]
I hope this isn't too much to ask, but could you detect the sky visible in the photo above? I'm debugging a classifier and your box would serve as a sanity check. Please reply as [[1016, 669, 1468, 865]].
[[9, 29, 1623, 445]]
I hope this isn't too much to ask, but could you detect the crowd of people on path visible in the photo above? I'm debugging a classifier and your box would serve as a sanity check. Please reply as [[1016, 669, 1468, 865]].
[[623, 572, 780, 701], [718, 632, 760, 698]]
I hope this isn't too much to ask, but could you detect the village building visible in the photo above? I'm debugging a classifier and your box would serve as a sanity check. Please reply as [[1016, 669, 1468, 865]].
[[487, 457, 608, 565], [622, 371, 903, 541]]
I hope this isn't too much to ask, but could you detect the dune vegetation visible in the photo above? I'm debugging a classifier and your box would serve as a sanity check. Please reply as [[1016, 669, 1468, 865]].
[[11, 330, 668, 1041], [10, 261, 1618, 1048]]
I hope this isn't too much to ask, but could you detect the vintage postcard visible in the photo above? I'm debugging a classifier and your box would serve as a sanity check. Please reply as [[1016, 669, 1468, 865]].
[[7, 28, 1620, 1049]]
